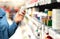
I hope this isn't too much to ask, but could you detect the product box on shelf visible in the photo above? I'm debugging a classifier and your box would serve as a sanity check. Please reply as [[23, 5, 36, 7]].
[[48, 11, 52, 16], [52, 9, 60, 30]]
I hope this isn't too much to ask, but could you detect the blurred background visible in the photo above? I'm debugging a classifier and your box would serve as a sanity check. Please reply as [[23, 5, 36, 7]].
[[0, 0, 60, 39]]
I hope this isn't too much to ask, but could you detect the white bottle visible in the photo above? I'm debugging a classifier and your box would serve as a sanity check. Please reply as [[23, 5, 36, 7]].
[[19, 6, 25, 14]]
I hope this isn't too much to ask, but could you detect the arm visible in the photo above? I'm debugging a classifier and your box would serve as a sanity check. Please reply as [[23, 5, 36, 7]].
[[8, 10, 25, 38], [8, 21, 21, 38], [8, 21, 17, 38]]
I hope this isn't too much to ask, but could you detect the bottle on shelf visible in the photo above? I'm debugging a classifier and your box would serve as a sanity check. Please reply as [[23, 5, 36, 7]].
[[44, 9, 48, 14], [42, 16, 45, 24], [47, 16, 52, 27], [45, 33, 53, 39], [47, 10, 52, 27], [48, 11, 52, 17], [45, 16, 48, 25]]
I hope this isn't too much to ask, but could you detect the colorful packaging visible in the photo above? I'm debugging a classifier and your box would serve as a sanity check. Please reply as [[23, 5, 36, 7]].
[[48, 11, 52, 16]]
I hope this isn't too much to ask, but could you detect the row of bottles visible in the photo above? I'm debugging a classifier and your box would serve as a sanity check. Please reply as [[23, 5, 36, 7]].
[[26, 8, 52, 27], [43, 9, 60, 30], [26, 8, 60, 39], [42, 9, 52, 27]]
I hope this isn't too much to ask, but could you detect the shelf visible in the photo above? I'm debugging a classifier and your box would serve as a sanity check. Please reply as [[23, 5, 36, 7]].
[[25, 14, 60, 39], [26, 2, 60, 9], [38, 2, 60, 9]]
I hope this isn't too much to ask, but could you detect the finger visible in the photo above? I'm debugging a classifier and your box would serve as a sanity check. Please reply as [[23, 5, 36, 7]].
[[22, 10, 26, 15], [19, 14, 24, 16]]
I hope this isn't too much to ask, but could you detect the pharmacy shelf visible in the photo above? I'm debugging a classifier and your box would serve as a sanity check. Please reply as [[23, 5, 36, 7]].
[[25, 14, 49, 39], [25, 14, 60, 39], [26, 0, 60, 8], [25, 14, 43, 39]]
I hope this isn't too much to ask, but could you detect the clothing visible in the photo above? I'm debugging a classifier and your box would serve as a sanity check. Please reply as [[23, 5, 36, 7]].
[[0, 8, 18, 39]]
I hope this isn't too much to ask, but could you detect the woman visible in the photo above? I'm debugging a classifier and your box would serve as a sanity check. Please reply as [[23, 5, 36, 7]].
[[0, 6, 25, 39]]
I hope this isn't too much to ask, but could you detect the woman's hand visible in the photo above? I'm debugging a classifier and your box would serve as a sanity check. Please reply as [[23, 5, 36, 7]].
[[14, 10, 26, 23]]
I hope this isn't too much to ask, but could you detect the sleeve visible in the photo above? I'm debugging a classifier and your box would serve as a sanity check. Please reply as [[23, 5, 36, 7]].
[[8, 21, 21, 38]]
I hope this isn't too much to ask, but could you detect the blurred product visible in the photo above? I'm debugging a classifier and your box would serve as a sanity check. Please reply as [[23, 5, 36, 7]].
[[52, 9, 60, 30], [19, 6, 26, 14], [45, 33, 53, 39], [44, 26, 53, 39], [35, 14, 40, 21], [47, 16, 52, 26], [42, 16, 46, 24], [48, 11, 52, 16], [45, 16, 48, 25], [44, 9, 48, 14]]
